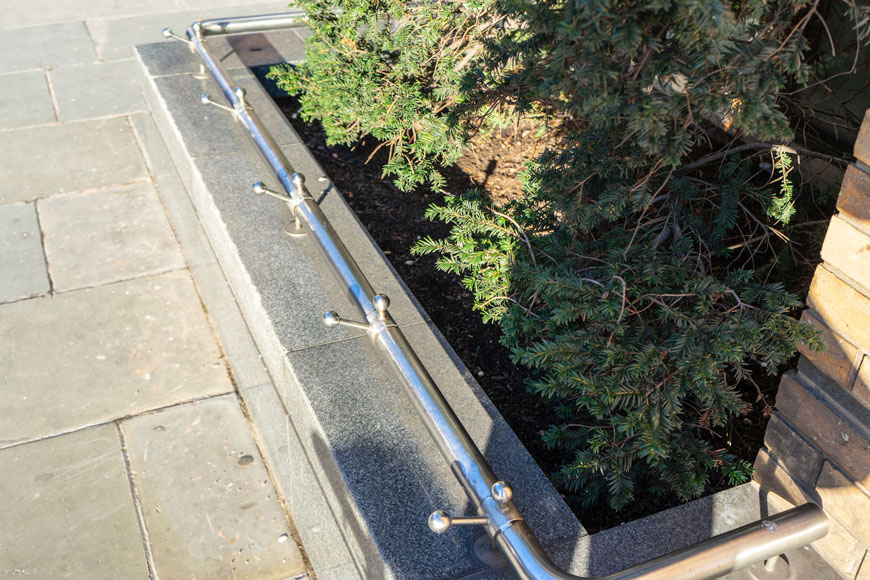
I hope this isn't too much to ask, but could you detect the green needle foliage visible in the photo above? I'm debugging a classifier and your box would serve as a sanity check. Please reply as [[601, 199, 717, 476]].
[[269, 0, 865, 509]]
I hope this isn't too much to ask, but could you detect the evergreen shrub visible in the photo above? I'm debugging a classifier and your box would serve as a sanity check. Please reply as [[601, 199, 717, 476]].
[[270, 1, 870, 509]]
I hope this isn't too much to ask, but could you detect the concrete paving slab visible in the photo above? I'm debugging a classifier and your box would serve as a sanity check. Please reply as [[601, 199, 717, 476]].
[[0, 0, 183, 29], [0, 270, 233, 447], [0, 70, 56, 129], [86, 3, 299, 62], [0, 202, 50, 303], [0, 22, 96, 73], [0, 118, 148, 203], [121, 395, 306, 579], [39, 182, 185, 291], [0, 424, 149, 579], [50, 60, 146, 121]]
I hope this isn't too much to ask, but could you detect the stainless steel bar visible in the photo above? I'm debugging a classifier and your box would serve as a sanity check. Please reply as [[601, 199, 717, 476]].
[[197, 12, 311, 36], [180, 13, 829, 580]]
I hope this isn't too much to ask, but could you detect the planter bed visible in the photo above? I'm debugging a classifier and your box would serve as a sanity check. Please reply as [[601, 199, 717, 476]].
[[133, 34, 838, 580]]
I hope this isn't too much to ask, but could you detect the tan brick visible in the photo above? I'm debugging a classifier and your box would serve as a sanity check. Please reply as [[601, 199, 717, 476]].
[[821, 215, 870, 292], [807, 265, 870, 351], [855, 109, 870, 165], [764, 414, 824, 488], [838, 164, 870, 234], [797, 310, 860, 389], [855, 356, 870, 411], [815, 515, 867, 578], [753, 447, 816, 507], [753, 462, 866, 578], [776, 372, 870, 489], [817, 461, 870, 547]]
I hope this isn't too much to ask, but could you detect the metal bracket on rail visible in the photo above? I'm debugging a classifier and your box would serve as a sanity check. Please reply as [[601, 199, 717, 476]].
[[163, 27, 210, 77], [162, 27, 195, 47], [251, 173, 311, 237], [428, 481, 515, 534], [202, 87, 251, 121], [323, 294, 392, 331]]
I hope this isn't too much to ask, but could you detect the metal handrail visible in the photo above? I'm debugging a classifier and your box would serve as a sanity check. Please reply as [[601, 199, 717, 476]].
[[161, 13, 829, 580]]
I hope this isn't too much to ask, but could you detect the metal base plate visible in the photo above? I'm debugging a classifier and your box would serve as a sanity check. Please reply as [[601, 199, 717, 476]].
[[283, 224, 306, 238], [745, 556, 796, 580], [471, 534, 506, 569]]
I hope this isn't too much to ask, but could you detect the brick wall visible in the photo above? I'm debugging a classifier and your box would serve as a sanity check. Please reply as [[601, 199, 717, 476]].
[[754, 109, 870, 578]]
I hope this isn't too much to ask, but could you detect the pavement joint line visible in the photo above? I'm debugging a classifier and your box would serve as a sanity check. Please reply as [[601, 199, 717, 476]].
[[0, 289, 51, 307], [0, 67, 52, 76], [283, 320, 430, 356], [116, 421, 159, 580], [0, 120, 63, 133], [0, 114, 146, 134], [52, 57, 137, 70], [43, 68, 61, 123], [0, 391, 232, 453], [10, 176, 152, 201], [17, 109, 148, 126], [32, 199, 56, 295], [49, 264, 190, 296]]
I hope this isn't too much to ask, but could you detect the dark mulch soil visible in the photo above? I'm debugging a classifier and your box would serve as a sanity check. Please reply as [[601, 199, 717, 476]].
[[275, 96, 819, 533]]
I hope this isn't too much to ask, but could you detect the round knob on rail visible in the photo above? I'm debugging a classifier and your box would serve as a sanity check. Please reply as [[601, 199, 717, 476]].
[[322, 311, 342, 328], [200, 93, 211, 105], [252, 182, 267, 195], [291, 172, 306, 186], [373, 294, 390, 317], [491, 481, 513, 506], [234, 86, 247, 102], [428, 510, 452, 535]]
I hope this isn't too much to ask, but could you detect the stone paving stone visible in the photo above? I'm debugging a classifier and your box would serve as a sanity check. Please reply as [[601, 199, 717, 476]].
[[121, 394, 306, 579], [0, 424, 149, 579], [39, 182, 185, 292], [0, 0, 183, 29], [0, 118, 148, 203], [0, 270, 233, 447], [50, 60, 146, 121], [0, 22, 96, 73], [85, 2, 296, 62], [0, 202, 50, 303], [0, 70, 56, 129]]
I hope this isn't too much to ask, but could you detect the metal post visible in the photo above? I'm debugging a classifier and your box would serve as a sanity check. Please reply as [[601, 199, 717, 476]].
[[163, 13, 830, 580]]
